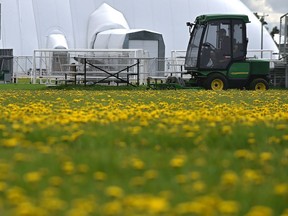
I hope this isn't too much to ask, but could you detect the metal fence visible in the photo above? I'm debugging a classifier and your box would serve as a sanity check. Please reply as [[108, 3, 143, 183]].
[[26, 49, 189, 85], [13, 56, 33, 79], [10, 48, 288, 87]]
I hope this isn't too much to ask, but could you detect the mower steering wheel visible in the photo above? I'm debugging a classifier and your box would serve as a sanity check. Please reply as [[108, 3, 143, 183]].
[[203, 42, 216, 51]]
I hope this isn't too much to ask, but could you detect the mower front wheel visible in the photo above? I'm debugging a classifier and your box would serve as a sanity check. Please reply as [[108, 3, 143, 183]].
[[204, 74, 228, 90], [249, 78, 269, 90]]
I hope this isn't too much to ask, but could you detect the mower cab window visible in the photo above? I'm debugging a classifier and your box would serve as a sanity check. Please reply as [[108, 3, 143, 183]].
[[232, 21, 246, 60], [200, 21, 232, 69], [185, 24, 204, 68]]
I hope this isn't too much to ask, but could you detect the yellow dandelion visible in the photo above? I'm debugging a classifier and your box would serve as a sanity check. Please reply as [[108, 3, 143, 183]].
[[147, 197, 169, 214], [0, 181, 7, 192], [242, 169, 263, 185], [0, 162, 12, 180], [2, 138, 19, 148], [6, 187, 27, 205], [247, 138, 256, 145], [190, 171, 201, 180], [139, 120, 149, 127], [62, 161, 74, 175], [12, 123, 22, 131], [105, 186, 124, 198], [176, 201, 205, 215], [221, 125, 232, 135], [218, 200, 240, 215], [274, 183, 288, 196], [71, 197, 97, 214], [15, 201, 47, 216], [0, 124, 7, 130], [221, 170, 239, 187], [144, 169, 158, 180], [41, 187, 59, 197], [131, 158, 145, 170], [49, 176, 63, 187], [102, 201, 122, 215], [268, 136, 281, 145], [282, 135, 288, 142], [73, 99, 82, 103], [24, 171, 42, 183], [192, 181, 206, 193], [259, 152, 273, 163], [128, 126, 142, 135], [40, 197, 67, 212], [245, 205, 273, 216], [93, 171, 107, 181], [234, 149, 255, 160], [276, 124, 286, 130], [170, 155, 186, 168]]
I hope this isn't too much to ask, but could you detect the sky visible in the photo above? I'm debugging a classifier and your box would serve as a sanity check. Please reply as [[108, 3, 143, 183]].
[[240, 0, 287, 31]]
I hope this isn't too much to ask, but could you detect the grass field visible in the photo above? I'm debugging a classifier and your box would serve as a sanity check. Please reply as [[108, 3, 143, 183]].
[[0, 84, 288, 216]]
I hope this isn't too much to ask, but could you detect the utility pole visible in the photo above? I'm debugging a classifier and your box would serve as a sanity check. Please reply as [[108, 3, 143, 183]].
[[260, 14, 268, 58], [283, 14, 288, 88]]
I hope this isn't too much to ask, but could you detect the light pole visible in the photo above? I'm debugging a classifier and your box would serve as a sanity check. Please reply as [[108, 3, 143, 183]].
[[260, 14, 268, 58], [280, 13, 288, 88]]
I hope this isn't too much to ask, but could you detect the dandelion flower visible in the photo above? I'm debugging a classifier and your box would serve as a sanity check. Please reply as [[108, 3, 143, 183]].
[[93, 171, 107, 181], [105, 186, 124, 198], [24, 171, 42, 183], [170, 155, 186, 168]]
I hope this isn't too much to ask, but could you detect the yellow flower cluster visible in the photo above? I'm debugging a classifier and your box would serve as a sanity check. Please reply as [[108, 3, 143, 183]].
[[0, 89, 287, 215]]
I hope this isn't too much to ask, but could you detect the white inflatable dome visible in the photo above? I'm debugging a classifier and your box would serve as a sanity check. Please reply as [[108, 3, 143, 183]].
[[87, 3, 130, 49], [0, 0, 279, 58]]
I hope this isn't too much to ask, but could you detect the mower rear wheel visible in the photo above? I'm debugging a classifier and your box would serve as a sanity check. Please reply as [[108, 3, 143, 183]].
[[249, 78, 269, 90], [204, 74, 228, 90]]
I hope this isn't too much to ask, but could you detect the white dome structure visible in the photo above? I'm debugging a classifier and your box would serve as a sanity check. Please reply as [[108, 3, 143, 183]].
[[87, 3, 130, 49], [46, 32, 69, 49], [0, 0, 279, 58], [88, 3, 165, 60]]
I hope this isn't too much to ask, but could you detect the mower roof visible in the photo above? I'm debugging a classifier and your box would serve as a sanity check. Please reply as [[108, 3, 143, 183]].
[[195, 14, 250, 24]]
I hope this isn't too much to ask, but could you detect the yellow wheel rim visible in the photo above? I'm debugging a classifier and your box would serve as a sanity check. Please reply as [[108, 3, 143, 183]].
[[255, 83, 266, 90], [211, 79, 224, 90]]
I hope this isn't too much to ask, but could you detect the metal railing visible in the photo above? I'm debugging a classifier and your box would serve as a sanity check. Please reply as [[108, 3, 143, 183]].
[[28, 49, 189, 85], [31, 49, 147, 85], [10, 48, 288, 88]]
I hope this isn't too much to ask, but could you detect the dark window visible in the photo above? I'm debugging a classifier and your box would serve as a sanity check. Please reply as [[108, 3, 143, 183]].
[[185, 24, 204, 68], [200, 20, 232, 69], [232, 21, 246, 60]]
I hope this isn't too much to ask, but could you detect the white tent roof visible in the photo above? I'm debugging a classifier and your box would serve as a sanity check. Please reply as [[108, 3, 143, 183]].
[[0, 0, 279, 57], [87, 3, 129, 49], [93, 29, 163, 49], [93, 29, 128, 49], [46, 31, 69, 49]]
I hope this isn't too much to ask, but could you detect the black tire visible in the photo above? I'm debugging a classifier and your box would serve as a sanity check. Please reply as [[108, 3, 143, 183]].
[[204, 73, 228, 90], [249, 78, 269, 90]]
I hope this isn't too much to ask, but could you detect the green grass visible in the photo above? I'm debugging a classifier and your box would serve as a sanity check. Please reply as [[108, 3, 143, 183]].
[[0, 85, 288, 215]]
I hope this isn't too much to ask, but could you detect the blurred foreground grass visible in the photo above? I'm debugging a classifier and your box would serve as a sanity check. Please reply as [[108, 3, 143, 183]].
[[0, 86, 288, 215]]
